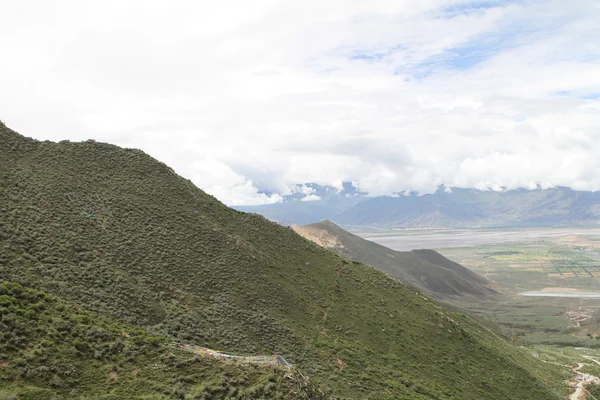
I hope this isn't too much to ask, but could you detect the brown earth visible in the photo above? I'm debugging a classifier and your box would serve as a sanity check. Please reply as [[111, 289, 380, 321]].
[[541, 287, 580, 293], [553, 235, 599, 248], [292, 225, 343, 249]]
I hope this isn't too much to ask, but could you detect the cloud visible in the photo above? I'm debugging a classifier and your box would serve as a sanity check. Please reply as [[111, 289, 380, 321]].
[[301, 194, 321, 202], [190, 159, 282, 206], [293, 184, 322, 201], [1, 0, 599, 204]]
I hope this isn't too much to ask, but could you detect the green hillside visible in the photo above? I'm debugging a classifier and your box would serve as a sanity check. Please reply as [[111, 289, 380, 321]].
[[0, 122, 569, 399], [0, 281, 319, 399], [293, 221, 496, 299]]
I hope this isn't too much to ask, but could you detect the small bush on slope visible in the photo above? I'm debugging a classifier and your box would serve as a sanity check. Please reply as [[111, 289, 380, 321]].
[[0, 123, 568, 399]]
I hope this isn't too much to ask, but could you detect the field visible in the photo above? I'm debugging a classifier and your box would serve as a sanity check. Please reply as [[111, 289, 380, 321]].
[[439, 236, 600, 291], [437, 235, 600, 346]]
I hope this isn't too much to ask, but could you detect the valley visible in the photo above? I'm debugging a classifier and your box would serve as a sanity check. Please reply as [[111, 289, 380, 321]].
[[294, 221, 600, 396], [358, 227, 600, 397], [364, 228, 600, 346]]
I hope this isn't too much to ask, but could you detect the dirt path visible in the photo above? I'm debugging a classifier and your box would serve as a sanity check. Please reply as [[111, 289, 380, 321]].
[[535, 352, 600, 400], [570, 363, 586, 400], [569, 362, 600, 400], [584, 356, 600, 366]]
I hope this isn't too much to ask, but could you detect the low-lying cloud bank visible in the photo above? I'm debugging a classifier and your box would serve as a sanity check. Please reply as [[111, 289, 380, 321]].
[[1, 0, 599, 205]]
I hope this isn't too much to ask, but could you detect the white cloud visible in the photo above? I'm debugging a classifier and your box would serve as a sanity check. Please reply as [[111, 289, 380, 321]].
[[301, 194, 321, 202], [190, 159, 281, 206], [292, 185, 317, 196], [1, 0, 599, 204], [292, 184, 322, 201]]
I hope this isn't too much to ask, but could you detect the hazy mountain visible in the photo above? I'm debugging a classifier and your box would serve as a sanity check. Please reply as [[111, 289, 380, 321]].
[[333, 186, 600, 228], [293, 221, 497, 299], [234, 182, 366, 225], [239, 183, 600, 228], [0, 122, 563, 399]]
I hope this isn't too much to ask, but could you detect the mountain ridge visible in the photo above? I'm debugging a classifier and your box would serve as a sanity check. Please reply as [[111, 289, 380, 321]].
[[333, 186, 600, 228], [238, 183, 600, 228], [293, 220, 497, 299]]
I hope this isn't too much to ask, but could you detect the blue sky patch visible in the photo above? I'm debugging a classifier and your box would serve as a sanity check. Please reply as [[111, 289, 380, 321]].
[[350, 51, 386, 61], [440, 0, 520, 18]]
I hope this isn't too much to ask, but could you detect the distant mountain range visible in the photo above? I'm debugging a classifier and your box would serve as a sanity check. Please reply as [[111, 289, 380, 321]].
[[235, 182, 366, 225], [293, 221, 497, 299], [237, 184, 600, 228]]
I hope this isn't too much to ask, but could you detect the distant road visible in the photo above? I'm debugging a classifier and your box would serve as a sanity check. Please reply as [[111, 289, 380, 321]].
[[360, 227, 600, 252]]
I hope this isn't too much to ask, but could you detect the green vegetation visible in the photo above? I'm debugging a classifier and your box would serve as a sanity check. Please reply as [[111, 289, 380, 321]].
[[439, 240, 600, 292], [587, 384, 600, 399], [0, 123, 568, 398], [0, 281, 315, 399]]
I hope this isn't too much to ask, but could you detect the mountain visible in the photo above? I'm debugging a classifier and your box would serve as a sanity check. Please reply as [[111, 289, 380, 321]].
[[238, 184, 600, 228], [234, 182, 366, 225], [333, 186, 600, 228], [0, 122, 566, 399], [292, 221, 497, 299]]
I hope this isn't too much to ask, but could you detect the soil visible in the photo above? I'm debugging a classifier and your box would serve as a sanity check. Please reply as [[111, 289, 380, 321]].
[[553, 235, 599, 248], [542, 287, 580, 293], [292, 225, 343, 249]]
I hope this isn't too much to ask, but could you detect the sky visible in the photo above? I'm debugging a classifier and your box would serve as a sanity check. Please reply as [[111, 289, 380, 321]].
[[1, 0, 600, 205]]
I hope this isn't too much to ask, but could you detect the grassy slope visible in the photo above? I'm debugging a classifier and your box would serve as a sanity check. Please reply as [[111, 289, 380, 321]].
[[0, 123, 566, 399], [294, 221, 496, 299], [0, 282, 318, 400]]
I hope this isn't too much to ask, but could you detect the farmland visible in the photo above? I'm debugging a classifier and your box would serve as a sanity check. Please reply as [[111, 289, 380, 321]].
[[438, 235, 600, 293], [436, 235, 600, 346]]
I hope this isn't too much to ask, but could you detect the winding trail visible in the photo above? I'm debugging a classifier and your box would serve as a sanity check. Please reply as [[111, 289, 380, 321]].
[[584, 356, 600, 366], [534, 352, 600, 399], [570, 363, 586, 400], [569, 361, 599, 400]]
